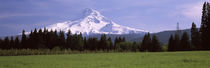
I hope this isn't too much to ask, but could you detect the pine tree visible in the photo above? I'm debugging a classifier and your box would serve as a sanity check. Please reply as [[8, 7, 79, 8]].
[[180, 32, 191, 51], [58, 31, 65, 49], [168, 35, 175, 51], [147, 33, 152, 51], [21, 30, 27, 49], [70, 33, 84, 51], [140, 34, 147, 51], [77, 33, 84, 51], [52, 30, 60, 49], [43, 28, 48, 48], [3, 37, 10, 49], [31, 28, 40, 49], [174, 34, 180, 51], [47, 29, 58, 49], [140, 33, 152, 51], [66, 30, 72, 49], [151, 35, 161, 52], [207, 2, 210, 49], [43, 27, 48, 35], [46, 30, 52, 49], [114, 37, 118, 50], [107, 37, 113, 51], [0, 38, 2, 49], [28, 30, 33, 49], [87, 37, 98, 51], [14, 37, 20, 49], [200, 2, 210, 50], [191, 22, 201, 50], [29, 28, 39, 49], [37, 29, 45, 49], [83, 37, 87, 50], [10, 37, 15, 49], [71, 34, 77, 50], [99, 34, 107, 51]]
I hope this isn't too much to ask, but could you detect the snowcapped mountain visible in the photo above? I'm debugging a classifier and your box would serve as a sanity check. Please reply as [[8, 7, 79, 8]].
[[46, 8, 148, 35]]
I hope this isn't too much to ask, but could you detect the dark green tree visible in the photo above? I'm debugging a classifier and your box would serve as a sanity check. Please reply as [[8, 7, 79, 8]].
[[14, 37, 20, 49], [114, 37, 118, 50], [191, 22, 201, 50], [151, 35, 161, 52], [107, 37, 113, 51], [83, 37, 87, 50], [87, 37, 98, 51], [66, 30, 72, 49], [99, 34, 107, 51], [71, 33, 84, 51], [58, 31, 65, 49], [42, 27, 48, 47], [168, 35, 175, 51], [174, 33, 180, 51], [131, 42, 139, 52], [46, 29, 58, 49], [21, 30, 27, 49], [3, 37, 10, 49], [37, 29, 45, 49], [71, 34, 77, 50], [0, 38, 2, 49], [77, 33, 84, 51], [10, 37, 15, 49], [180, 32, 191, 51], [140, 33, 152, 51], [29, 28, 38, 49], [208, 2, 210, 49], [200, 2, 210, 50]]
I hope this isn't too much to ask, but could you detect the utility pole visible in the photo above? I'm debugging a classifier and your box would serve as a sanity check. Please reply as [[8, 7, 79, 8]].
[[176, 22, 181, 36]]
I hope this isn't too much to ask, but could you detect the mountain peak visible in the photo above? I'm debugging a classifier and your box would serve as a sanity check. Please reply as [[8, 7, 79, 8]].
[[46, 8, 148, 35], [84, 8, 102, 17]]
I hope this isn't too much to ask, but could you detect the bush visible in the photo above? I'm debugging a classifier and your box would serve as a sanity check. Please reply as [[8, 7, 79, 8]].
[[161, 44, 168, 52], [116, 42, 133, 52]]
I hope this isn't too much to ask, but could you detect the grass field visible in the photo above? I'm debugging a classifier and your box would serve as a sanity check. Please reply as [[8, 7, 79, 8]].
[[0, 51, 210, 68]]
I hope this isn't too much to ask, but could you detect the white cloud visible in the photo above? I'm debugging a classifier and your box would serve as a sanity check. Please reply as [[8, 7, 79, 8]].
[[181, 2, 203, 21]]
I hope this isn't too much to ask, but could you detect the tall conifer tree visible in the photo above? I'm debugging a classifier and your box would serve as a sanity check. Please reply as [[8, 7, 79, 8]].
[[151, 35, 161, 52], [200, 2, 210, 50], [21, 30, 27, 49], [168, 35, 175, 51], [191, 22, 201, 50], [174, 34, 180, 51], [180, 32, 191, 51], [14, 37, 20, 49]]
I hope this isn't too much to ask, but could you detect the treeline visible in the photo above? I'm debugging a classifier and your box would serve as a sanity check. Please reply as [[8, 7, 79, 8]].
[[168, 31, 192, 51], [168, 2, 210, 51], [0, 27, 162, 52]]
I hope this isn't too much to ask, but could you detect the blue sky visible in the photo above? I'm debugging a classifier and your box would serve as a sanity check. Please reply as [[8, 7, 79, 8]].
[[0, 0, 208, 36]]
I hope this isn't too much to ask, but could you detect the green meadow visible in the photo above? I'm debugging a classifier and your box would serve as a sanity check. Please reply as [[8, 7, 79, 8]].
[[0, 51, 210, 68]]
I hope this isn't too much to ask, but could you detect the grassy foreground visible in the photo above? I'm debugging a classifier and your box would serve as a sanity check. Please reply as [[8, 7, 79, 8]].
[[0, 51, 210, 68]]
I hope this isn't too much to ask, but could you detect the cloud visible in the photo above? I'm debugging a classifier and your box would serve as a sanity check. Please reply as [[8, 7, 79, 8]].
[[181, 2, 203, 21]]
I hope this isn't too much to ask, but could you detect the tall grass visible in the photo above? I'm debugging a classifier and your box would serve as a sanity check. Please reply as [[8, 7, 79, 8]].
[[0, 51, 210, 68]]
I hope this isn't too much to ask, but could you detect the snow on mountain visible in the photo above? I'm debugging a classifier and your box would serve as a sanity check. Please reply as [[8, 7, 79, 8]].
[[46, 8, 148, 35]]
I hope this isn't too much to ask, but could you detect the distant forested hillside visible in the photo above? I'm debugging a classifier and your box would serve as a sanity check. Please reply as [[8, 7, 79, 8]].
[[87, 29, 192, 44]]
